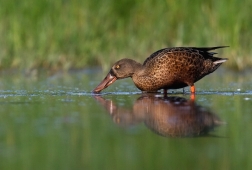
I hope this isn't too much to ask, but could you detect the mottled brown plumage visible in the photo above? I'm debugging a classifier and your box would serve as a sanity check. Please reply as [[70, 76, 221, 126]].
[[93, 46, 228, 93]]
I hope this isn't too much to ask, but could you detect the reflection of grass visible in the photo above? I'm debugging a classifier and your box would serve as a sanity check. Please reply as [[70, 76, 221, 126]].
[[0, 0, 251, 71]]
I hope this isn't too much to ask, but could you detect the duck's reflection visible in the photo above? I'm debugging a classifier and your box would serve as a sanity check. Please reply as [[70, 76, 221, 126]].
[[94, 94, 224, 137]]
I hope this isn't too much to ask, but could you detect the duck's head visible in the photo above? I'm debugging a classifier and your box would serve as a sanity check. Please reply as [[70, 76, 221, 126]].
[[92, 59, 141, 93]]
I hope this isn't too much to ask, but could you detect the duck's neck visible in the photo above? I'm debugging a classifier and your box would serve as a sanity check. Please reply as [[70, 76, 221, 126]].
[[131, 60, 144, 75], [131, 61, 151, 91]]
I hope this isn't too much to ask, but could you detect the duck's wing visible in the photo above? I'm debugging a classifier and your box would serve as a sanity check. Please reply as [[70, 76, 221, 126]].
[[143, 48, 175, 66], [143, 46, 228, 66]]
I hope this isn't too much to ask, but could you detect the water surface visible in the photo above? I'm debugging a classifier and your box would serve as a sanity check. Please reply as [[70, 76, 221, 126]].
[[0, 68, 252, 170]]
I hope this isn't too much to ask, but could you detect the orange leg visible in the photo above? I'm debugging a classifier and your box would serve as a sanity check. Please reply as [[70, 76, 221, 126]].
[[190, 85, 195, 101], [190, 85, 195, 93]]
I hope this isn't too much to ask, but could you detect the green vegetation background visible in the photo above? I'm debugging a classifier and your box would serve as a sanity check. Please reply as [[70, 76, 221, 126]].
[[1, 0, 251, 71]]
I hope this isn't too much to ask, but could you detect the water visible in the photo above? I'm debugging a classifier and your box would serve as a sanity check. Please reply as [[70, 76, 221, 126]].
[[0, 68, 252, 170]]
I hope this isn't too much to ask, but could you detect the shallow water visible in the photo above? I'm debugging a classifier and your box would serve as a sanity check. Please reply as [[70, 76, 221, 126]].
[[0, 68, 252, 170]]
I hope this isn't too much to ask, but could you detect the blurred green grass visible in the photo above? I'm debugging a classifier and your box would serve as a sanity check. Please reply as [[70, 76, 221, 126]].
[[0, 0, 251, 71]]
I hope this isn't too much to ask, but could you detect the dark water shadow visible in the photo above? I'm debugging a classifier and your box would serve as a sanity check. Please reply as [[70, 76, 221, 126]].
[[94, 94, 225, 138]]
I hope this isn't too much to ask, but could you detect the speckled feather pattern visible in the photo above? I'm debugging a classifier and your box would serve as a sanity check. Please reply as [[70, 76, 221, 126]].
[[132, 47, 227, 91]]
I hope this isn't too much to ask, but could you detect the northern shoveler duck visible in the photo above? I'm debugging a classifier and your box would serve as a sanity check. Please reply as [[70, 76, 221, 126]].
[[93, 46, 228, 94]]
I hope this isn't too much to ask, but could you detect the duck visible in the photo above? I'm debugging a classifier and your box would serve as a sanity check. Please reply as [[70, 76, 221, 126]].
[[93, 46, 228, 94]]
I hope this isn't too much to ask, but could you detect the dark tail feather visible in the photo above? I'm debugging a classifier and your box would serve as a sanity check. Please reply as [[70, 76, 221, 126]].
[[193, 46, 229, 51]]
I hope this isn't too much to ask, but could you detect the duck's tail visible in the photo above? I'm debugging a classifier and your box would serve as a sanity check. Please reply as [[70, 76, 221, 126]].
[[213, 58, 228, 65], [210, 58, 228, 73], [195, 46, 229, 51]]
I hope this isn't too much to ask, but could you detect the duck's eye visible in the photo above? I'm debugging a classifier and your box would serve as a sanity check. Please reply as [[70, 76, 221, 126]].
[[115, 65, 120, 69]]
